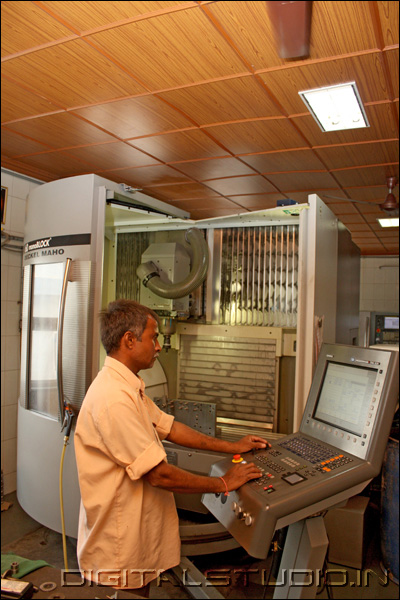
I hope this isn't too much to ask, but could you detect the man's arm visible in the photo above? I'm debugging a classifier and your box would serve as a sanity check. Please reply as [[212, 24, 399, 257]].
[[144, 458, 262, 494], [166, 419, 270, 454]]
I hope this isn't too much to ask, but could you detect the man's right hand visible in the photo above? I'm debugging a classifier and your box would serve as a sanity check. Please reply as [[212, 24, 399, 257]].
[[221, 462, 262, 492]]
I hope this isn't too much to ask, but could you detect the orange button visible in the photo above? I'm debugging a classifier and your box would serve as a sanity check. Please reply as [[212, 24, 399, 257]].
[[323, 467, 331, 472]]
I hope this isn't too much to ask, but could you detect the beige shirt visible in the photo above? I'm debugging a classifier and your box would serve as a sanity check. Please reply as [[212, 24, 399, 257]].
[[74, 356, 180, 589]]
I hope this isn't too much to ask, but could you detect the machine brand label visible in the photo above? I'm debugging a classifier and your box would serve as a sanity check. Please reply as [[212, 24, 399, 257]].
[[23, 233, 91, 259], [24, 238, 52, 252]]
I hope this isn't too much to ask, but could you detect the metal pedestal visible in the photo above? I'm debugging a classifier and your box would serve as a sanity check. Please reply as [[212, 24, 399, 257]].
[[273, 517, 329, 599], [172, 557, 225, 600]]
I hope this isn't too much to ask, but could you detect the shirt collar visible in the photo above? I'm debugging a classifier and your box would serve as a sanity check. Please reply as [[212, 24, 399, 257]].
[[104, 356, 146, 395]]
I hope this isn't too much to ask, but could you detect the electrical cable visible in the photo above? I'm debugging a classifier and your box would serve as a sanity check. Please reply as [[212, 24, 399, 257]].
[[59, 440, 69, 572], [262, 528, 288, 599], [59, 404, 75, 573]]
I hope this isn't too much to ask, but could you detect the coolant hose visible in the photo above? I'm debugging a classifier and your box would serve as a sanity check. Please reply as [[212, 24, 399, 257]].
[[59, 405, 74, 573], [60, 439, 69, 572], [137, 228, 209, 299]]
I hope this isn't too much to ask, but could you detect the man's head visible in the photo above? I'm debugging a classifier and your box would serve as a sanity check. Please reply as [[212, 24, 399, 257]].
[[100, 300, 161, 373]]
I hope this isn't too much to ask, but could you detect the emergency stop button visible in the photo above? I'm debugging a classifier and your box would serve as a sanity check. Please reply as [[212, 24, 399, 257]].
[[232, 454, 243, 463]]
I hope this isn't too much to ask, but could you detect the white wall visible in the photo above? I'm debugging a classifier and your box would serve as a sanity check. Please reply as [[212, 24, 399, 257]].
[[1, 170, 42, 494], [360, 256, 399, 313]]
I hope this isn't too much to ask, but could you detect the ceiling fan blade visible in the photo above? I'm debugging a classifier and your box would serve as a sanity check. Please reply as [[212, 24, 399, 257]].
[[266, 1, 312, 59]]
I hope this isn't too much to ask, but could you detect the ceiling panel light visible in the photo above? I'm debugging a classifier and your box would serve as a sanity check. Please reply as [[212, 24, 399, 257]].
[[378, 218, 399, 228], [298, 82, 369, 132]]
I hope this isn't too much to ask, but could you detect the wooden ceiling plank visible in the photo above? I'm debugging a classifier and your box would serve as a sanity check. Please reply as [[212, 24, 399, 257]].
[[1, 1, 79, 58], [2, 40, 148, 107], [314, 140, 399, 170], [72, 95, 195, 139], [170, 157, 257, 180], [377, 1, 400, 47], [85, 10, 250, 92], [1, 77, 64, 123], [127, 129, 231, 163], [37, 1, 200, 36], [3, 112, 116, 150], [157, 76, 283, 125]]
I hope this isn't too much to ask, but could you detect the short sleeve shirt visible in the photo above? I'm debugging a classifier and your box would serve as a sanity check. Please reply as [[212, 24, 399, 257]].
[[74, 357, 181, 589]]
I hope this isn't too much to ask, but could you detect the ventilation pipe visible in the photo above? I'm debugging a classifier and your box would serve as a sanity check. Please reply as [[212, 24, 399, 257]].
[[136, 228, 209, 300]]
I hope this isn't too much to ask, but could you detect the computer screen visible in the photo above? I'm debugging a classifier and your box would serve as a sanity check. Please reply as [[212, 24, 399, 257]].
[[384, 316, 399, 330], [313, 362, 377, 437]]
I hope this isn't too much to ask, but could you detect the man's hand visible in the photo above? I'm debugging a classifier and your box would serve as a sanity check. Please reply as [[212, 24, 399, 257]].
[[230, 435, 270, 454], [222, 462, 262, 491]]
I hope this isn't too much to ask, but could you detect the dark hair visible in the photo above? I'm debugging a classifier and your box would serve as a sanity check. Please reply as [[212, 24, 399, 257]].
[[99, 299, 159, 354]]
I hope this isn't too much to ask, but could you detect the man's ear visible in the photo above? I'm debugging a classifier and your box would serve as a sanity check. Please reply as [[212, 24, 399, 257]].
[[121, 330, 137, 349]]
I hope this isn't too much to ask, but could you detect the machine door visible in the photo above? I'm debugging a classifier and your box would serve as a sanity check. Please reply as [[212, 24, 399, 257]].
[[20, 259, 93, 421]]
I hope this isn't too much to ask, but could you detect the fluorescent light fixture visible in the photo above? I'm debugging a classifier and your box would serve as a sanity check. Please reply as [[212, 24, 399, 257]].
[[299, 82, 369, 132], [378, 218, 399, 228]]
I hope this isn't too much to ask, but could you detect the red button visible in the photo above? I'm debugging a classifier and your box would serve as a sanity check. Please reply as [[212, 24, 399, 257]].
[[232, 454, 243, 463]]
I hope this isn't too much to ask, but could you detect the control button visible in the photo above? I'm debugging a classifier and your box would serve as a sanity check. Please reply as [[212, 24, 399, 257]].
[[245, 514, 253, 526], [232, 454, 243, 463], [234, 504, 244, 518]]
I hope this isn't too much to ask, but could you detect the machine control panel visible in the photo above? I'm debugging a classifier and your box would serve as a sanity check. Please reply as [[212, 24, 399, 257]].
[[203, 433, 365, 558], [202, 343, 399, 559], [373, 314, 399, 345]]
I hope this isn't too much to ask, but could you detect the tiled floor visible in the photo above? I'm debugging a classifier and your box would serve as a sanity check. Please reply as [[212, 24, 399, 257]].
[[1, 491, 398, 599]]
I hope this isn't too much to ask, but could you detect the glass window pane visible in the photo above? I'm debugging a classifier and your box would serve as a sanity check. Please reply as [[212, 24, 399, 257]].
[[29, 262, 64, 418]]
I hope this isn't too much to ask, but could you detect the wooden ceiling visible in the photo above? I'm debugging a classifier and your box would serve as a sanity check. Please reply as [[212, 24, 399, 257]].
[[1, 1, 399, 255]]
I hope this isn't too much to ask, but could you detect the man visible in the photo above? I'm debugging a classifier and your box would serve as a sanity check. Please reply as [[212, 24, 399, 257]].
[[75, 299, 269, 595]]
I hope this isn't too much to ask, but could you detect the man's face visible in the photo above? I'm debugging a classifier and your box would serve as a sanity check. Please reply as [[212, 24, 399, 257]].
[[136, 316, 162, 371]]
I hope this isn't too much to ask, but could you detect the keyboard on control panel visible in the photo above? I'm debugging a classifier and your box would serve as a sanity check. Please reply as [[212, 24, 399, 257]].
[[278, 436, 353, 471]]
